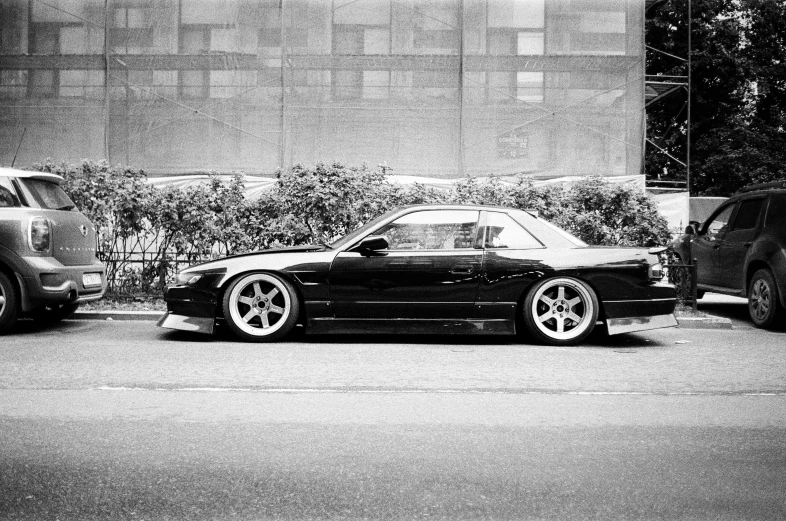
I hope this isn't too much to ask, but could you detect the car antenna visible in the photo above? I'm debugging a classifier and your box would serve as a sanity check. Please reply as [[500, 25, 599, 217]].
[[11, 127, 26, 168]]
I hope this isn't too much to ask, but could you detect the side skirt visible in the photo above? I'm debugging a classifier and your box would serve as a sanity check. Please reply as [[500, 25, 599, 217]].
[[305, 318, 515, 336]]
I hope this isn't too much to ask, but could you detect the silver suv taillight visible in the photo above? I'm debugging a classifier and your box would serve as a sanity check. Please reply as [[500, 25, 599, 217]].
[[28, 216, 51, 252]]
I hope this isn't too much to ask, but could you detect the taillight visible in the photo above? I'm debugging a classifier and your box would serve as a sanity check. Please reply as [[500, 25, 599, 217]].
[[28, 217, 51, 252], [649, 262, 664, 281]]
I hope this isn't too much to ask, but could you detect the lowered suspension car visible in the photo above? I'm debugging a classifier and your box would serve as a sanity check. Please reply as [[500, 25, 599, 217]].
[[158, 205, 676, 345]]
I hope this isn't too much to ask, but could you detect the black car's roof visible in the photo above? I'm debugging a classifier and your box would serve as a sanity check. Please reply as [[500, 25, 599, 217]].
[[393, 203, 532, 213]]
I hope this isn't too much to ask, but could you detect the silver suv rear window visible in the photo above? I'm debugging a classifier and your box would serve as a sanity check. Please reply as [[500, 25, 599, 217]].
[[16, 178, 75, 211]]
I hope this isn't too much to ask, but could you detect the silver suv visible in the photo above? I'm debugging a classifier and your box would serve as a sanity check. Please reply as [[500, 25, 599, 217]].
[[0, 167, 106, 333]]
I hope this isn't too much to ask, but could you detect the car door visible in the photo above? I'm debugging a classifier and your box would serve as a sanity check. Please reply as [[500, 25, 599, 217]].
[[329, 209, 482, 319], [717, 197, 766, 291], [692, 203, 735, 287]]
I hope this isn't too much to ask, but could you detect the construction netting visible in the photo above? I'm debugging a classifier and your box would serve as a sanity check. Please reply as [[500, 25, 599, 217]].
[[1, 0, 644, 179]]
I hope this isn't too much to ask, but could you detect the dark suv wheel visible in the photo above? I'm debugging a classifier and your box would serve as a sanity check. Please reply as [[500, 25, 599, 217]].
[[748, 269, 783, 329]]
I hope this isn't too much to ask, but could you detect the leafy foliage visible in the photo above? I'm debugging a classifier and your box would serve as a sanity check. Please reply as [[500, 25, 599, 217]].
[[646, 0, 786, 195], [41, 161, 671, 296]]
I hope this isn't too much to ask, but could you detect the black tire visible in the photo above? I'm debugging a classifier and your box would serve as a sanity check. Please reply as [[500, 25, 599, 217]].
[[522, 276, 599, 346], [221, 272, 300, 342], [31, 302, 80, 323], [0, 271, 20, 334], [748, 268, 783, 329]]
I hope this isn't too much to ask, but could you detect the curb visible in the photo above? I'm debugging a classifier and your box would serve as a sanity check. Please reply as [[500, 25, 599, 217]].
[[72, 310, 162, 321], [675, 315, 733, 330]]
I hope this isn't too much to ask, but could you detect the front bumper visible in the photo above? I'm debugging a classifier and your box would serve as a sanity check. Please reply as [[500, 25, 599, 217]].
[[157, 283, 220, 334], [18, 256, 107, 311]]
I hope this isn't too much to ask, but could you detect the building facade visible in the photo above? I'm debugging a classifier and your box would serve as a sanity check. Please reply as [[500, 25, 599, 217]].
[[0, 0, 644, 178]]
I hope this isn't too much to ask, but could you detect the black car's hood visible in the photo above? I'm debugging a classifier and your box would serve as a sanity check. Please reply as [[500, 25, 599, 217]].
[[185, 244, 329, 271]]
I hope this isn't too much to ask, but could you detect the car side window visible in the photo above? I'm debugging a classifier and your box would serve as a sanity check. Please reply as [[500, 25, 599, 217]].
[[483, 212, 542, 249], [375, 210, 479, 250], [730, 198, 765, 231], [0, 177, 20, 207], [702, 204, 735, 241], [765, 195, 786, 229]]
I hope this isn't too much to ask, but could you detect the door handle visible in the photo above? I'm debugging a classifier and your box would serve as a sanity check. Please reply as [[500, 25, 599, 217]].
[[713, 244, 720, 249], [744, 242, 752, 248], [450, 266, 475, 274]]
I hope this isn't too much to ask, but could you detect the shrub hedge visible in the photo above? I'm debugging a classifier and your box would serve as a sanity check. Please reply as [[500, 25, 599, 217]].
[[35, 160, 671, 295]]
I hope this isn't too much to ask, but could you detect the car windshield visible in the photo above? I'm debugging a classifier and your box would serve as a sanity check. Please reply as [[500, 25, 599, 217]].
[[329, 209, 399, 249], [18, 178, 76, 210]]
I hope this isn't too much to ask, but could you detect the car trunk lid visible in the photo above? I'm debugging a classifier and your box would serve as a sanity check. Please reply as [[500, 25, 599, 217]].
[[47, 210, 99, 266]]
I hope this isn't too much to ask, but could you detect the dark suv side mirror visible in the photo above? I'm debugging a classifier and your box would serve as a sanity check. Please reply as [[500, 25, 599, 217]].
[[685, 221, 700, 235], [352, 235, 389, 256]]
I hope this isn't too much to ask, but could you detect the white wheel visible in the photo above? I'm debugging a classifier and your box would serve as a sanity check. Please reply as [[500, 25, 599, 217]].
[[222, 273, 299, 342], [523, 277, 599, 345]]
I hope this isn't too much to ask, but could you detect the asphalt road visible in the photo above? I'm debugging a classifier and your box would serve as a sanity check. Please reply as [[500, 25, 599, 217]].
[[1, 319, 785, 520]]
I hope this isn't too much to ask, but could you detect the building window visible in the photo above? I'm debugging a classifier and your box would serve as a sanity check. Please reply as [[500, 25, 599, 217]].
[[179, 25, 210, 98], [111, 6, 154, 54]]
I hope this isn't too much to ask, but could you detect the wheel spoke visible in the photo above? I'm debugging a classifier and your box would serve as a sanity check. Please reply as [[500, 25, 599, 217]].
[[260, 312, 270, 328], [0, 295, 5, 306], [539, 295, 554, 307], [567, 312, 582, 323], [555, 316, 565, 333], [538, 312, 551, 323], [266, 287, 280, 300], [557, 286, 565, 301], [253, 282, 263, 298], [567, 297, 582, 307], [242, 309, 257, 323], [269, 304, 285, 315], [238, 296, 254, 306]]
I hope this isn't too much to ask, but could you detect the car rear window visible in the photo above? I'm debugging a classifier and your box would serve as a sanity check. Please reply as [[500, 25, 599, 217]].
[[765, 195, 786, 228], [731, 198, 765, 230], [16, 178, 75, 211], [508, 210, 588, 248]]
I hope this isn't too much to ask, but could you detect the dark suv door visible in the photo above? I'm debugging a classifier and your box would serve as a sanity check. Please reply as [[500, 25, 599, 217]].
[[693, 203, 735, 287], [717, 196, 767, 291]]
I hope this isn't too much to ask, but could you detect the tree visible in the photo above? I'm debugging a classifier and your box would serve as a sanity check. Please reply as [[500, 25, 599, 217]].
[[645, 0, 749, 194]]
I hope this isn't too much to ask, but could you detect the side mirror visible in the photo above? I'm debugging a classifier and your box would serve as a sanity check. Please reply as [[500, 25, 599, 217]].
[[353, 235, 389, 255], [684, 222, 699, 235]]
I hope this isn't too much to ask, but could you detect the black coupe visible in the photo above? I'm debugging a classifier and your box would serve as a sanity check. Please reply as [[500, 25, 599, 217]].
[[158, 205, 677, 345]]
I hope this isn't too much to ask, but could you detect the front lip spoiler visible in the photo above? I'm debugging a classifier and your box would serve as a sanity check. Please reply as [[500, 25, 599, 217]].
[[606, 313, 678, 335], [157, 312, 215, 335]]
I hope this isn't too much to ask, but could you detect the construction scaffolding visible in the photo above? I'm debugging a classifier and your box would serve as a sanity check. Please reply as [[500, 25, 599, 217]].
[[1, 0, 645, 179]]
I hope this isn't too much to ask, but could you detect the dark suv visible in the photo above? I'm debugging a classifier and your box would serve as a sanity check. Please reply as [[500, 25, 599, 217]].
[[0, 167, 106, 333], [671, 181, 786, 328]]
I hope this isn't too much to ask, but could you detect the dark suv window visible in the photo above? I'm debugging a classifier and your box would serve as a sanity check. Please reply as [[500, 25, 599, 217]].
[[731, 198, 765, 231], [765, 195, 786, 228], [0, 177, 20, 207]]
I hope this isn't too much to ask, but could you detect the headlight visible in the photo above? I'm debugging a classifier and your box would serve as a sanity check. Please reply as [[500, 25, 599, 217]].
[[28, 217, 50, 252], [176, 272, 204, 285]]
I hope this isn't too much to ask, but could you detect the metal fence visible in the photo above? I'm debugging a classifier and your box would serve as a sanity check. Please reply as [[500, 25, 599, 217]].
[[97, 250, 216, 295]]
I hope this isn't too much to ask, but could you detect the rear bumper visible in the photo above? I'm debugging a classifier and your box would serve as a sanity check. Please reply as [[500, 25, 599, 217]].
[[18, 256, 106, 311], [601, 282, 678, 335]]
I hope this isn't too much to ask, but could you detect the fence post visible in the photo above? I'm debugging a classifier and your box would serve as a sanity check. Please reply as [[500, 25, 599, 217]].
[[691, 257, 698, 311]]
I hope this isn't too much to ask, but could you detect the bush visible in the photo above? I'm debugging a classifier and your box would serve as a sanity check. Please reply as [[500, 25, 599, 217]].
[[37, 160, 671, 296]]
